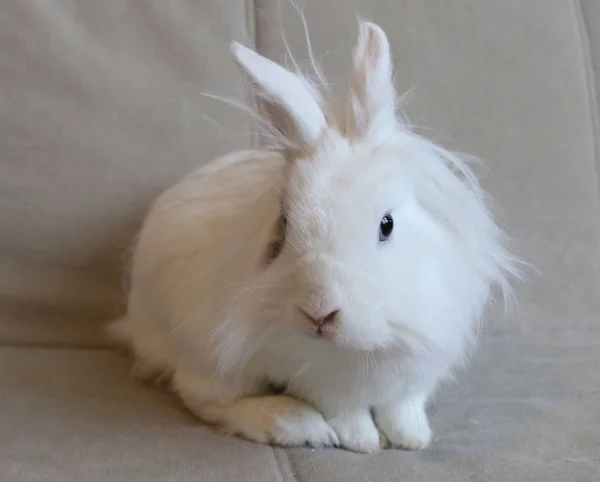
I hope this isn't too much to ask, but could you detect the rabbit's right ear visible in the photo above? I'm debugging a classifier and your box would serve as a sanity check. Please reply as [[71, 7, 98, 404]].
[[232, 43, 327, 149], [345, 22, 397, 142]]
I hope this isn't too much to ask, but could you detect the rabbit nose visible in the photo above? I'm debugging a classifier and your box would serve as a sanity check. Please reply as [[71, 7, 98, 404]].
[[302, 309, 339, 326]]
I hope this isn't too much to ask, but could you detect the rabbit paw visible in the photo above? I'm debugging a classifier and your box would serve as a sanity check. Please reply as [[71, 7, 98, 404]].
[[374, 397, 432, 450], [326, 410, 382, 453], [173, 369, 338, 448], [199, 396, 339, 448]]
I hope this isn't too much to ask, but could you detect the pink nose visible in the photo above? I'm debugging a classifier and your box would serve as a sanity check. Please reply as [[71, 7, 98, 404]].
[[306, 310, 339, 326]]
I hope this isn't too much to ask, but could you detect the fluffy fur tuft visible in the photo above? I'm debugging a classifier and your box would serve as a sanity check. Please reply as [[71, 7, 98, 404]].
[[109, 19, 522, 453]]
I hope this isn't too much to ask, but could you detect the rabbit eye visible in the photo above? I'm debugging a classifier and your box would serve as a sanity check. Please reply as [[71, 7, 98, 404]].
[[379, 213, 394, 242]]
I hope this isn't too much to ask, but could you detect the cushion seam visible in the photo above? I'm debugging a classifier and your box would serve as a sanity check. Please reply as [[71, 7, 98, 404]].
[[5, 326, 600, 350], [269, 448, 285, 482], [271, 447, 299, 482], [0, 343, 119, 351], [574, 0, 600, 210]]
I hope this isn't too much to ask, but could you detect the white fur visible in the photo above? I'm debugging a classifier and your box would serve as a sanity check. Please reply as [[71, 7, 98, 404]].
[[109, 21, 519, 452]]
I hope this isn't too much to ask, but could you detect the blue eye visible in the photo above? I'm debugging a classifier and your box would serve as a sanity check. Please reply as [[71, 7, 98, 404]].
[[379, 213, 394, 242]]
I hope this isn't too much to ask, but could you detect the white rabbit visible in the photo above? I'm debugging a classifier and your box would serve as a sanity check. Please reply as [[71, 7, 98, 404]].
[[109, 21, 519, 453]]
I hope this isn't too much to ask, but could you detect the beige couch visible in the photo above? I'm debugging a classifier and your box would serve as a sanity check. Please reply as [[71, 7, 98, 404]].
[[2, 1, 599, 480]]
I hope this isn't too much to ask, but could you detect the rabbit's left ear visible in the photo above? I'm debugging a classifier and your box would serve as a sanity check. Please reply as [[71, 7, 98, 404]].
[[345, 22, 397, 141], [232, 42, 327, 149]]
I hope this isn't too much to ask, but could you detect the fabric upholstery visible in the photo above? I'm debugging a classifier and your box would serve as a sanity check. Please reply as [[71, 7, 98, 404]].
[[2, 333, 599, 481], [0, 0, 255, 345], [1, 0, 599, 480]]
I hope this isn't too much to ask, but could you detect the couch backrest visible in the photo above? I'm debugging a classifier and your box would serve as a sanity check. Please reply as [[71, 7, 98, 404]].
[[1, 0, 599, 346]]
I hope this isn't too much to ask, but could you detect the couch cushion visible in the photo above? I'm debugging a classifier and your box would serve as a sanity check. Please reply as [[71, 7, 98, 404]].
[[2, 331, 599, 481], [0, 347, 289, 482], [581, 0, 600, 150], [0, 0, 255, 345], [2, 1, 599, 345]]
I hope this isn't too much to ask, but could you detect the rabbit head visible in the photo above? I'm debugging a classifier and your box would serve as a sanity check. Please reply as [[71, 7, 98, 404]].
[[229, 22, 517, 362]]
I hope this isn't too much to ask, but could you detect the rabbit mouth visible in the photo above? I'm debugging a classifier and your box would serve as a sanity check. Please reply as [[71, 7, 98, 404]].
[[297, 310, 341, 340], [307, 322, 338, 340]]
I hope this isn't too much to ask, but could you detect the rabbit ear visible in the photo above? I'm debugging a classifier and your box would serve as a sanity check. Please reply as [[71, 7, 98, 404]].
[[346, 22, 397, 141], [231, 42, 327, 149]]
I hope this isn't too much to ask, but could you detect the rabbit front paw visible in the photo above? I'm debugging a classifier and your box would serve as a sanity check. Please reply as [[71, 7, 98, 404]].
[[325, 410, 382, 453], [374, 396, 432, 450]]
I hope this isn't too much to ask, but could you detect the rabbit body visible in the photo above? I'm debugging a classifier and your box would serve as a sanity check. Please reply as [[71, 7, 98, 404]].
[[110, 22, 517, 453]]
